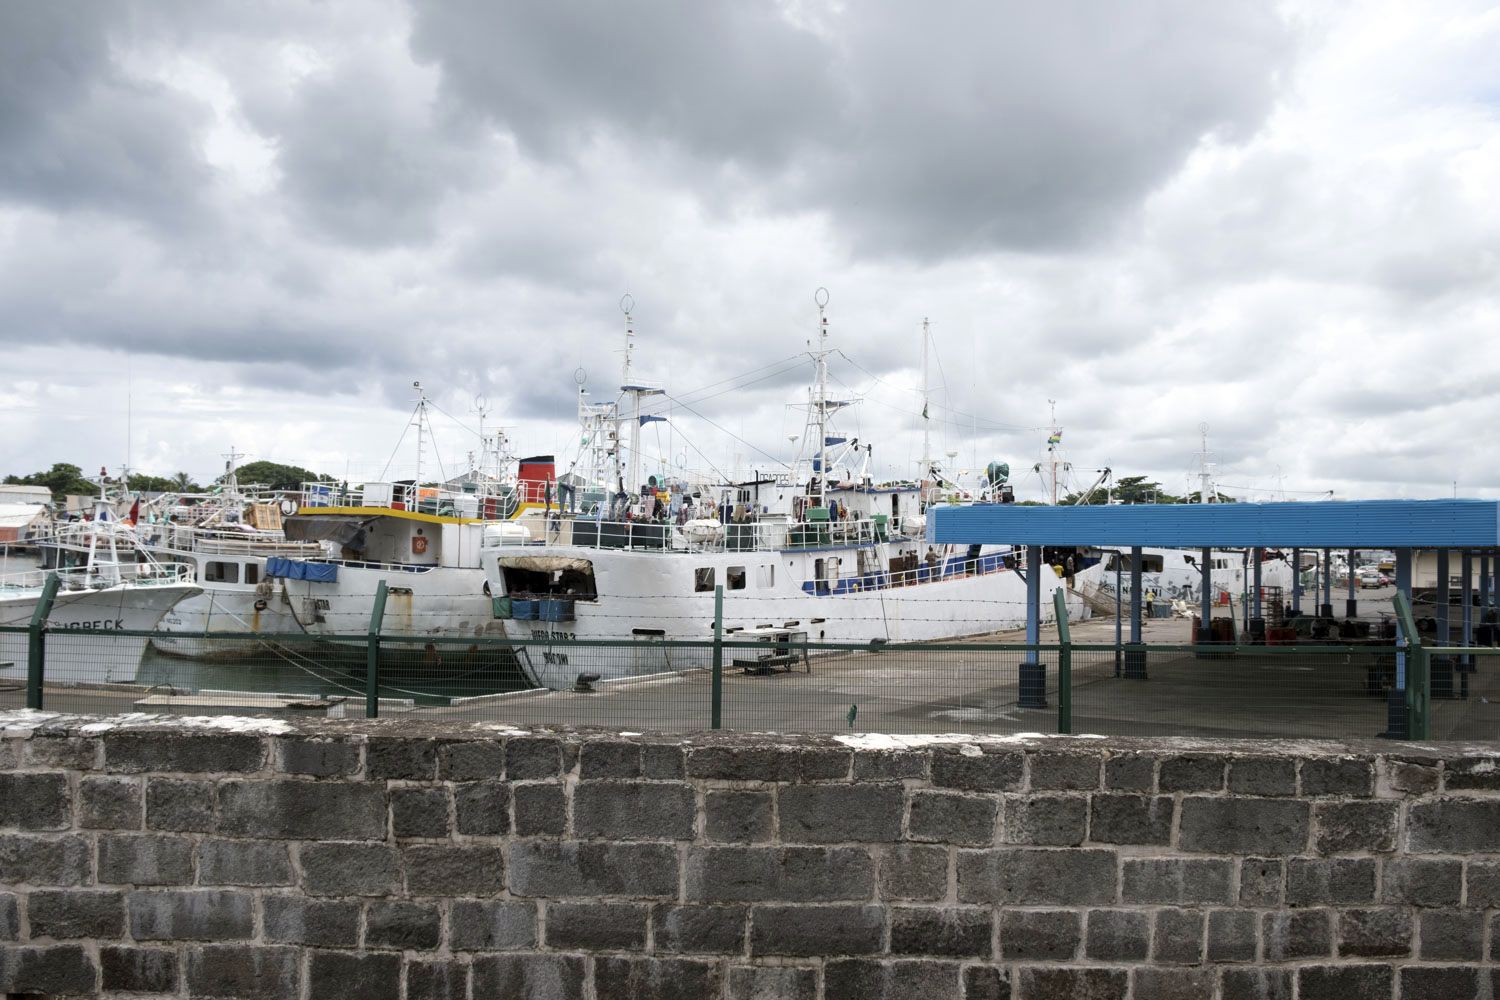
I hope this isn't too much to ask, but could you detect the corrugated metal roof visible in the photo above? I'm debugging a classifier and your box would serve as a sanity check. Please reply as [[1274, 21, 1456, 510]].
[[927, 499, 1500, 548]]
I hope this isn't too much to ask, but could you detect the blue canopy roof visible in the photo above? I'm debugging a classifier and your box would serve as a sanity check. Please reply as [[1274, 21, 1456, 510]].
[[928, 499, 1500, 549]]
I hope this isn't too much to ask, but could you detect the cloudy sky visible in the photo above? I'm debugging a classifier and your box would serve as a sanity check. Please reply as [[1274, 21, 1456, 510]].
[[2, 1, 1497, 501]]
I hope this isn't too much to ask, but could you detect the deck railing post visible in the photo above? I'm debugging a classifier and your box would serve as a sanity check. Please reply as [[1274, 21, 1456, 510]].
[[26, 573, 60, 711], [711, 585, 724, 730], [1053, 587, 1072, 735], [366, 581, 389, 719]]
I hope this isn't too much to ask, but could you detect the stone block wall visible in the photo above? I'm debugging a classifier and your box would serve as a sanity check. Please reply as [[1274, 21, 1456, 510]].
[[1, 712, 1498, 999]]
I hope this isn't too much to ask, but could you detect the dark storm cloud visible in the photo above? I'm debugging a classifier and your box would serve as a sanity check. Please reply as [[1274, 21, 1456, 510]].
[[0, 5, 212, 227], [411, 1, 1291, 258]]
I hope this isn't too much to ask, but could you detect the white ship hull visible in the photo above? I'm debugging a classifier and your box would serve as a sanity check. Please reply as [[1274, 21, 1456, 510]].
[[152, 589, 303, 659], [279, 563, 495, 645], [0, 582, 200, 684], [485, 542, 1074, 689]]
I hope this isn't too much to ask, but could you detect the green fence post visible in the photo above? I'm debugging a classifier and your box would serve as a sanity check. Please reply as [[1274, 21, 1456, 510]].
[[711, 585, 724, 730], [1053, 587, 1072, 735], [1391, 591, 1425, 740], [366, 581, 388, 719], [26, 573, 60, 711]]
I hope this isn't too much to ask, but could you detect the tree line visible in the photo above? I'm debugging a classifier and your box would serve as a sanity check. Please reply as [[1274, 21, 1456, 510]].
[[3, 461, 333, 499]]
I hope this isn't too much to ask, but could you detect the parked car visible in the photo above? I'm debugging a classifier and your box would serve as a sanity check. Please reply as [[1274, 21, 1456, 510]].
[[1357, 570, 1389, 589]]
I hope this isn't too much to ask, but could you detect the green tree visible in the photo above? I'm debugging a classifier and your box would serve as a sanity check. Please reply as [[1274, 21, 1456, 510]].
[[3, 462, 99, 498], [229, 460, 332, 491], [171, 471, 198, 491], [1061, 475, 1184, 505], [126, 473, 180, 493]]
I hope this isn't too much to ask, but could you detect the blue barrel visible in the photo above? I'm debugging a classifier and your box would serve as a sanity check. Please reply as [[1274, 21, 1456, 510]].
[[512, 599, 539, 621], [541, 598, 575, 622]]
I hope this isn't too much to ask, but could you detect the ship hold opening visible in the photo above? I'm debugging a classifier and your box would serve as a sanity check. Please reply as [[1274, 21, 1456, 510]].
[[497, 555, 598, 601]]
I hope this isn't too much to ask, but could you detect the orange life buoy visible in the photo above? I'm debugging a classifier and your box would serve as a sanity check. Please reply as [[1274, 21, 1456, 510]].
[[412, 535, 429, 555]]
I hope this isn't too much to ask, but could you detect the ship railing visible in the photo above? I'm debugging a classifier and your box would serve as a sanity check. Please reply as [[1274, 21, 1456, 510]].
[[297, 481, 518, 521], [142, 523, 323, 556], [508, 515, 911, 554], [1, 561, 197, 594]]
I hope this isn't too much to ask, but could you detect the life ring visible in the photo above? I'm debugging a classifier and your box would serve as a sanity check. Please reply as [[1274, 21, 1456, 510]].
[[279, 499, 297, 516], [412, 535, 429, 555]]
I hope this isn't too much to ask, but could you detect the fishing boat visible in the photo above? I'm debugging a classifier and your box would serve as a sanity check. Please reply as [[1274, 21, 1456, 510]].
[[481, 293, 1069, 689]]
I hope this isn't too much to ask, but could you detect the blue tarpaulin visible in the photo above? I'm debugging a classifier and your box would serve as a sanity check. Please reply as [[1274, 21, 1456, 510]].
[[264, 557, 338, 582]]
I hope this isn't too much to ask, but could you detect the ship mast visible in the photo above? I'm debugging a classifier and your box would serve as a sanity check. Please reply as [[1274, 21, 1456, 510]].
[[1047, 399, 1060, 506], [919, 318, 933, 481], [1198, 422, 1213, 504], [412, 381, 428, 487], [812, 288, 831, 508]]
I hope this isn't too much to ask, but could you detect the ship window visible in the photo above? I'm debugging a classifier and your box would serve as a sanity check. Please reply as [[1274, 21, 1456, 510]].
[[204, 561, 239, 583], [244, 564, 260, 585], [758, 564, 775, 588], [694, 567, 715, 592], [727, 566, 747, 591]]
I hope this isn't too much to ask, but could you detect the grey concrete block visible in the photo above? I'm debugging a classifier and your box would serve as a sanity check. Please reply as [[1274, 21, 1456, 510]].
[[0, 834, 91, 886], [1003, 794, 1086, 846], [958, 848, 1117, 905], [1442, 755, 1500, 790], [889, 906, 992, 958], [579, 740, 642, 779], [1104, 753, 1155, 791], [263, 896, 359, 947], [1158, 754, 1225, 792], [653, 904, 747, 953], [931, 749, 1024, 791], [219, 779, 386, 840], [196, 839, 292, 886], [449, 900, 536, 950], [1299, 757, 1373, 796], [686, 845, 873, 902], [144, 777, 215, 832], [1029, 750, 1101, 790], [727, 965, 817, 1000], [1016, 967, 1128, 1000], [366, 736, 437, 779], [299, 843, 400, 896], [27, 889, 124, 939], [1228, 757, 1297, 796], [779, 785, 903, 843], [403, 845, 505, 896], [963, 965, 1013, 1000], [513, 841, 680, 898], [275, 735, 360, 777], [854, 750, 930, 781], [791, 747, 854, 781], [545, 900, 648, 949], [1408, 799, 1500, 853], [1000, 908, 1081, 961], [1337, 908, 1411, 958], [437, 739, 505, 781], [1121, 858, 1233, 905], [0, 772, 70, 830], [1312, 801, 1397, 854], [1178, 797, 1309, 855], [471, 954, 585, 1000], [0, 893, 16, 941], [751, 904, 884, 956], [101, 946, 177, 993], [824, 959, 962, 1000], [1220, 968, 1291, 1000], [391, 786, 450, 838], [1402, 967, 1480, 1000], [1296, 965, 1392, 1000], [1285, 857, 1376, 906], [451, 780, 509, 836], [1085, 909, 1150, 961], [98, 833, 194, 886], [0, 944, 98, 996], [366, 900, 442, 950], [706, 790, 774, 843], [1381, 858, 1461, 907], [907, 790, 997, 846], [1089, 794, 1172, 845], [23, 736, 100, 770], [304, 949, 398, 1000], [642, 744, 686, 779], [128, 889, 253, 940], [1238, 858, 1283, 906], [878, 844, 947, 901], [1132, 968, 1216, 1000], [575, 780, 696, 840], [513, 782, 567, 837], [79, 775, 141, 829], [1207, 909, 1257, 962], [1152, 907, 1204, 964], [595, 956, 722, 1000], [104, 732, 265, 773], [406, 959, 469, 1000], [1417, 909, 1484, 961], [1263, 909, 1331, 961], [505, 736, 563, 779], [1381, 756, 1440, 796]]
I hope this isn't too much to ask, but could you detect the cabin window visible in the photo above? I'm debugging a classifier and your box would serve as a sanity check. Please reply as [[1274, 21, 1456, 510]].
[[244, 564, 260, 585], [204, 561, 239, 583], [694, 567, 715, 592], [758, 564, 775, 588], [727, 566, 747, 591]]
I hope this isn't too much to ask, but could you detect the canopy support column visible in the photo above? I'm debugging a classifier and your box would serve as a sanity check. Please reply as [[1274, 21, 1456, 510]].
[[1198, 547, 1213, 650], [1346, 548, 1358, 618], [1460, 551, 1474, 692], [1434, 550, 1453, 698], [1124, 546, 1147, 679], [1250, 548, 1264, 644], [1320, 547, 1334, 618], [1292, 548, 1303, 613], [1018, 545, 1047, 709]]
